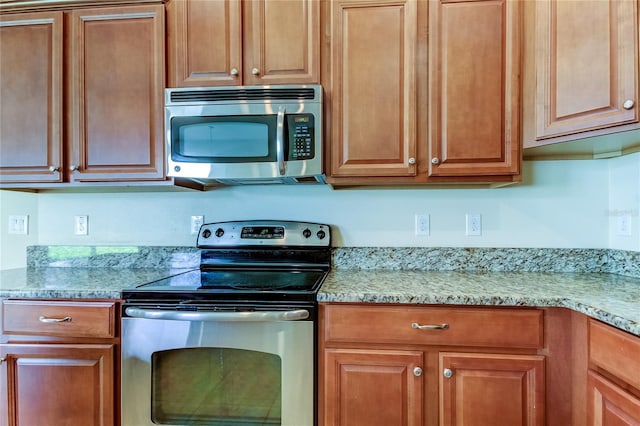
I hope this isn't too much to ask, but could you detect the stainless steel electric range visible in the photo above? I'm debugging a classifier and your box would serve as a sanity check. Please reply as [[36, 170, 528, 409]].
[[121, 220, 331, 426]]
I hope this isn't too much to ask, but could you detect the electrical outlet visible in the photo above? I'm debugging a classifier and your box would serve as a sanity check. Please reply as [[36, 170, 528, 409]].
[[74, 215, 88, 236], [617, 215, 632, 236], [8, 215, 28, 235], [466, 213, 482, 236], [191, 215, 204, 235], [415, 213, 430, 236]]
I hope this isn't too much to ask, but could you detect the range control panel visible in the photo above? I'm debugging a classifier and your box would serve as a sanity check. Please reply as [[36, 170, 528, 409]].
[[197, 220, 331, 248]]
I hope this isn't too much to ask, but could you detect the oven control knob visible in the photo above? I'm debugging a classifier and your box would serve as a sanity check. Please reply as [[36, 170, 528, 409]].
[[202, 229, 212, 239], [303, 228, 312, 238], [215, 228, 225, 238], [316, 230, 326, 240]]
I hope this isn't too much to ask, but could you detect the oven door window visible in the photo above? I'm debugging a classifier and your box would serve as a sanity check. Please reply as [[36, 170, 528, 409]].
[[171, 116, 277, 163], [151, 347, 282, 425]]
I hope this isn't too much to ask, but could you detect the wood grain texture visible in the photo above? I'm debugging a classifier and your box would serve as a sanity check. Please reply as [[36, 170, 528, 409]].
[[587, 371, 640, 426], [589, 319, 640, 392]]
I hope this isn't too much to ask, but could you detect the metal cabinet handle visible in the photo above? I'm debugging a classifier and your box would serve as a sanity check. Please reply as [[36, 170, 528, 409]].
[[431, 157, 440, 165], [39, 315, 72, 323], [48, 166, 59, 173], [411, 322, 449, 330], [443, 368, 453, 378], [251, 67, 260, 76], [413, 367, 423, 377], [623, 100, 635, 110], [69, 165, 79, 172], [408, 157, 416, 165], [0, 357, 5, 364], [230, 67, 239, 76]]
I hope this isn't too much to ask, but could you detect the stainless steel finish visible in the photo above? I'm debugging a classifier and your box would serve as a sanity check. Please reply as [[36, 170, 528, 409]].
[[69, 165, 79, 172], [252, 67, 260, 75], [408, 157, 416, 165], [125, 307, 309, 322], [412, 322, 449, 330], [0, 358, 5, 364], [277, 105, 286, 175], [443, 368, 453, 378], [121, 316, 314, 426], [197, 220, 331, 248], [39, 315, 72, 323], [623, 99, 635, 110], [165, 85, 323, 184], [48, 166, 59, 172], [431, 157, 440, 165], [413, 367, 423, 377], [230, 67, 239, 76]]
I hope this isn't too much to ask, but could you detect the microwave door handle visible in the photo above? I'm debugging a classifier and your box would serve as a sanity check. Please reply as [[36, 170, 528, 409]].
[[125, 307, 309, 322], [276, 106, 286, 175]]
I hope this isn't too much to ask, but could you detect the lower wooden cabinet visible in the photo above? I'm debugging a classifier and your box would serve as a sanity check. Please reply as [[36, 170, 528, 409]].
[[319, 303, 546, 426], [587, 319, 640, 426], [324, 349, 424, 426], [0, 344, 114, 426], [440, 352, 545, 426], [0, 299, 119, 426]]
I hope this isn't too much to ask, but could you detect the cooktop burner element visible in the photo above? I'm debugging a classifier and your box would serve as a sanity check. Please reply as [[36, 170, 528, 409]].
[[122, 220, 331, 304]]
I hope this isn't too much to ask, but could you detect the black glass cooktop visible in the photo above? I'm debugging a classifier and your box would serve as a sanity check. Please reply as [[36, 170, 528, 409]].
[[122, 268, 328, 303]]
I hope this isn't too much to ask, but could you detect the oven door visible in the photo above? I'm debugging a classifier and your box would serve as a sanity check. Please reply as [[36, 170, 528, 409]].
[[121, 307, 314, 426]]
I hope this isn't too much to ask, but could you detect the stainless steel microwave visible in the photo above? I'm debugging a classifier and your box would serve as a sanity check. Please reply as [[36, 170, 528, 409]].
[[165, 85, 324, 185]]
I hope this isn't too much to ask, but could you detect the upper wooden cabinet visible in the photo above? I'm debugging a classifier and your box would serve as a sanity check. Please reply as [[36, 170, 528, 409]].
[[428, 0, 521, 178], [0, 3, 166, 186], [0, 12, 64, 183], [326, 0, 418, 178], [523, 0, 640, 154], [167, 0, 320, 87], [323, 0, 522, 185]]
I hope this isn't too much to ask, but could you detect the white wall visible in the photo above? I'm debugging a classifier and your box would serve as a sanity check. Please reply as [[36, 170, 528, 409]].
[[608, 152, 640, 251], [0, 190, 38, 270], [3, 155, 639, 270]]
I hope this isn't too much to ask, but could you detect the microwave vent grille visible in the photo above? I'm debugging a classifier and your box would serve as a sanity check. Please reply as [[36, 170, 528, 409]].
[[170, 87, 317, 103]]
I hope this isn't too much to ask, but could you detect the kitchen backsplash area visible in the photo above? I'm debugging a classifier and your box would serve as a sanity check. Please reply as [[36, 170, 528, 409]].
[[26, 245, 640, 279]]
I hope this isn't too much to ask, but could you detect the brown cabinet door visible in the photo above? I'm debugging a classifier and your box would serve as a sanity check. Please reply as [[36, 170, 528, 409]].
[[68, 5, 165, 182], [167, 0, 242, 87], [0, 12, 64, 183], [243, 0, 319, 85], [533, 0, 638, 141], [439, 352, 545, 426], [588, 371, 640, 425], [428, 0, 521, 177], [327, 0, 418, 178], [0, 343, 114, 426], [322, 348, 423, 426]]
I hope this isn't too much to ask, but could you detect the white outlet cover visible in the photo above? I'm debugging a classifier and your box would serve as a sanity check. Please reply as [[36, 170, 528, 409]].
[[74, 215, 88, 236], [466, 213, 482, 236], [8, 215, 28, 235]]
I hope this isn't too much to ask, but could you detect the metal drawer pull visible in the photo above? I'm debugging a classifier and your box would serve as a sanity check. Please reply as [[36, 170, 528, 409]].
[[411, 322, 449, 330], [413, 367, 423, 377], [39, 316, 72, 323], [0, 358, 5, 364], [443, 368, 453, 378]]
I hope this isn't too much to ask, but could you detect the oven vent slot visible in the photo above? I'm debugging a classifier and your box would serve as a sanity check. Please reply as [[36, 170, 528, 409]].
[[170, 87, 317, 103]]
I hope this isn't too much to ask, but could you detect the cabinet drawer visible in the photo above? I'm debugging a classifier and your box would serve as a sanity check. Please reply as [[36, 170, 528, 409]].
[[321, 304, 543, 348], [2, 300, 116, 338], [589, 319, 640, 391]]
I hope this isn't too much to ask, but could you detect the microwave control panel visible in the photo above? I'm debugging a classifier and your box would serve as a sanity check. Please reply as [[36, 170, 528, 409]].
[[288, 114, 315, 160]]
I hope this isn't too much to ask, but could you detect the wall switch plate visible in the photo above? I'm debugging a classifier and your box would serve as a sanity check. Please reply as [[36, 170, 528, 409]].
[[74, 215, 88, 236], [191, 215, 204, 235], [8, 215, 28, 235], [415, 213, 430, 236], [466, 213, 482, 236], [616, 215, 632, 236]]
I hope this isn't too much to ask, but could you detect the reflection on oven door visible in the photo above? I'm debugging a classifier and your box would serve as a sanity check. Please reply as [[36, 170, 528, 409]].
[[121, 317, 313, 426]]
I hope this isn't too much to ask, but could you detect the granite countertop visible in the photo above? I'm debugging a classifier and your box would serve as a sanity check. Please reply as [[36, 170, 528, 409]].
[[319, 270, 640, 336], [1, 266, 639, 337], [0, 267, 195, 299]]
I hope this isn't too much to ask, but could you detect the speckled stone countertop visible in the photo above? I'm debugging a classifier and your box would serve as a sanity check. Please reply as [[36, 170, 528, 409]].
[[318, 270, 640, 337], [1, 245, 639, 336]]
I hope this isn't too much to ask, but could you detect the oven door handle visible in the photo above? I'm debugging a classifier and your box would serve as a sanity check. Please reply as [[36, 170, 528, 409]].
[[124, 307, 309, 322]]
